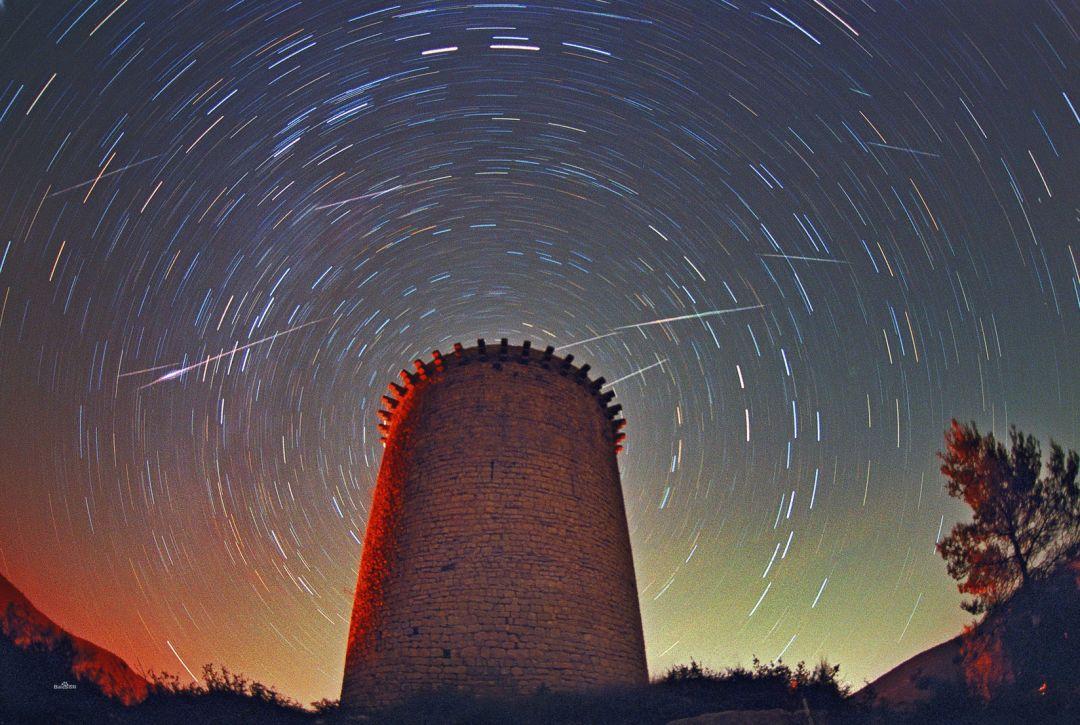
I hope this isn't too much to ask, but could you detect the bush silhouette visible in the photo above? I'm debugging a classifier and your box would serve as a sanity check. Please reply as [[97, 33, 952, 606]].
[[124, 664, 311, 724], [355, 657, 851, 724], [659, 656, 849, 713]]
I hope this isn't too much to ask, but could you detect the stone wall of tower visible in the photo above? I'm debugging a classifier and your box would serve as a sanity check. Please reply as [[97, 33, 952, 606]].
[[340, 340, 646, 708]]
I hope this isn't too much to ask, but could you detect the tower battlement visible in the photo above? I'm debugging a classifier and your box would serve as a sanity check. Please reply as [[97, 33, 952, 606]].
[[376, 339, 627, 454]]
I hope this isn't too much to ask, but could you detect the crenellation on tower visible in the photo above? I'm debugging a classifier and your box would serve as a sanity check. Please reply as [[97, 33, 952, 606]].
[[374, 340, 627, 452]]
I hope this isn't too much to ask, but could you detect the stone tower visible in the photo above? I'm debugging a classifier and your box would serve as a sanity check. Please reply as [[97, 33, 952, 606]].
[[341, 339, 646, 708]]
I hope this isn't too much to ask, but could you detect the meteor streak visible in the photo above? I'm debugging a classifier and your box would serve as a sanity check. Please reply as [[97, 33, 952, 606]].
[[128, 317, 329, 389], [557, 305, 764, 350], [117, 361, 184, 377], [555, 330, 621, 351], [604, 358, 668, 387], [864, 141, 941, 157], [48, 155, 163, 196], [758, 254, 849, 264], [613, 305, 764, 330], [312, 175, 452, 211]]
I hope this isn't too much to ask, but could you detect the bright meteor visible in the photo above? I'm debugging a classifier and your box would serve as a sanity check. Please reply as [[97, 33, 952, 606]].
[[604, 358, 668, 387], [555, 330, 621, 351], [312, 175, 453, 211], [48, 155, 163, 196], [613, 305, 765, 330], [758, 254, 849, 264], [125, 317, 330, 390], [557, 305, 764, 350]]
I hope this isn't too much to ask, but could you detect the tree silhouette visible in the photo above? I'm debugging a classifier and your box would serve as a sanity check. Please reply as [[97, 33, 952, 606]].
[[937, 420, 1079, 614]]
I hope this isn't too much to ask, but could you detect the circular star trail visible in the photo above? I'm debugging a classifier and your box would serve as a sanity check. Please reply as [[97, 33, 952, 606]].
[[0, 0, 1076, 706]]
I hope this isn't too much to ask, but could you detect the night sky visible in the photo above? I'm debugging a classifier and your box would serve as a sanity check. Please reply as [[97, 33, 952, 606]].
[[0, 0, 1077, 707]]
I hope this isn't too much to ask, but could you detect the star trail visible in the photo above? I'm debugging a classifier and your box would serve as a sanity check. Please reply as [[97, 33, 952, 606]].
[[0, 0, 1076, 707]]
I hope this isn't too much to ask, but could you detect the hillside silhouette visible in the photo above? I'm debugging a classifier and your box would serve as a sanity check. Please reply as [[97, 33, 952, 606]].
[[0, 572, 148, 711], [862, 558, 1078, 719], [0, 572, 313, 723], [863, 422, 1079, 720]]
